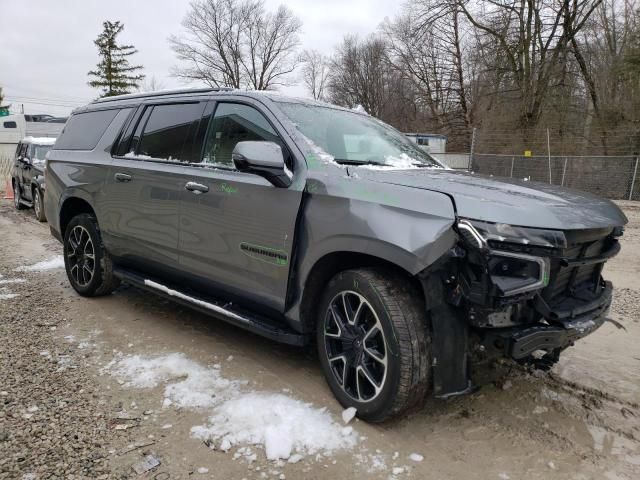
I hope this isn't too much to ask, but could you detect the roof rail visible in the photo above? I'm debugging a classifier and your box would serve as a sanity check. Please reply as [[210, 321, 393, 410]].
[[91, 87, 235, 104]]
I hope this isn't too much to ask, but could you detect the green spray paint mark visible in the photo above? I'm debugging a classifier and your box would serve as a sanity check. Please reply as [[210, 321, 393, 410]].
[[306, 153, 324, 170], [220, 183, 237, 194], [239, 242, 289, 267], [306, 181, 320, 194]]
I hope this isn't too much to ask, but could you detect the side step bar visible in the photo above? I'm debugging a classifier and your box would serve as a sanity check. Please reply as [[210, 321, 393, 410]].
[[113, 267, 305, 346]]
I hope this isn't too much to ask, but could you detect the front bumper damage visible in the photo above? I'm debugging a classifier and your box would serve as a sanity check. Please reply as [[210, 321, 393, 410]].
[[419, 222, 621, 399], [487, 280, 612, 362]]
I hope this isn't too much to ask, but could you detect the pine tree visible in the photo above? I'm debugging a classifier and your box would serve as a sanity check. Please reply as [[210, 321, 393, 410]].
[[88, 21, 145, 97], [0, 87, 9, 116]]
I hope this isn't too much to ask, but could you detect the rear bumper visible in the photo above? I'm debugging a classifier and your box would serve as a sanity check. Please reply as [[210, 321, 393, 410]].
[[502, 281, 612, 360]]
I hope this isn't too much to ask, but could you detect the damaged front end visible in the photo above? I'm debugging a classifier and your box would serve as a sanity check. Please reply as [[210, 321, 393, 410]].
[[420, 219, 623, 398]]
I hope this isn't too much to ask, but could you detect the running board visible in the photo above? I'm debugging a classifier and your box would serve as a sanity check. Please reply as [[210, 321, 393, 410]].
[[113, 267, 305, 346]]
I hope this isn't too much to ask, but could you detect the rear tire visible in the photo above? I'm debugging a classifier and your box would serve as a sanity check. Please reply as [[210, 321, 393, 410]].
[[63, 213, 120, 297], [316, 268, 431, 422], [33, 188, 46, 222]]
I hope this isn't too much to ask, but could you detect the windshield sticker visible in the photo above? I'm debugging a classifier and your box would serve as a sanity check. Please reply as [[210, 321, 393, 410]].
[[240, 242, 288, 266]]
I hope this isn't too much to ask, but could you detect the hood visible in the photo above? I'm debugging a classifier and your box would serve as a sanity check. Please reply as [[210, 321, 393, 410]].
[[353, 168, 628, 230]]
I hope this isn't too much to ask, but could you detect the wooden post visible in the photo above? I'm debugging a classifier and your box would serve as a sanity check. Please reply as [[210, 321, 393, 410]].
[[547, 128, 552, 184], [630, 157, 639, 201], [561, 157, 567, 187], [468, 127, 476, 172]]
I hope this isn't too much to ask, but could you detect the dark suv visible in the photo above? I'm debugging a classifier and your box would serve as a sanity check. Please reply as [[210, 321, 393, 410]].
[[45, 89, 626, 421], [12, 136, 55, 221]]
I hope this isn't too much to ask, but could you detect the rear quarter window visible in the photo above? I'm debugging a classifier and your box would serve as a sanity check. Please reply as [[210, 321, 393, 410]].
[[135, 102, 204, 162], [54, 109, 119, 150]]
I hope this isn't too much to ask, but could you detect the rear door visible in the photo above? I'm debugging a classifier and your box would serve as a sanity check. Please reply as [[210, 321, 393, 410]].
[[101, 100, 205, 274], [178, 99, 304, 312]]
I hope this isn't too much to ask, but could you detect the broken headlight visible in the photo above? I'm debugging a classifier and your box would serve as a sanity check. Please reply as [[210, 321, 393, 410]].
[[487, 250, 549, 296], [457, 219, 566, 249], [457, 219, 552, 296]]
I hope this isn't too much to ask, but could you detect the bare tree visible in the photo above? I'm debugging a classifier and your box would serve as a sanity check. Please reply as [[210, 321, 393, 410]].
[[138, 75, 167, 93], [328, 35, 392, 117], [300, 50, 329, 100], [385, 3, 472, 132], [455, 0, 603, 130], [169, 0, 302, 90]]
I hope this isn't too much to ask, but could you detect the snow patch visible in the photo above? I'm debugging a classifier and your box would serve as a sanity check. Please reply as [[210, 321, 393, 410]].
[[108, 353, 238, 409], [342, 407, 357, 424], [0, 278, 26, 285], [357, 152, 422, 170], [409, 453, 424, 462], [191, 392, 358, 460], [15, 256, 64, 272]]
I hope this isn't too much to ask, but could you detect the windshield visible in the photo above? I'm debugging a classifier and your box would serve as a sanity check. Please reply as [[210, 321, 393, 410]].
[[277, 102, 444, 168], [32, 145, 52, 161]]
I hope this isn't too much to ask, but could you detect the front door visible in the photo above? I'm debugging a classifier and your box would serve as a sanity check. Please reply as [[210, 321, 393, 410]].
[[178, 100, 304, 313], [16, 142, 30, 199], [100, 101, 205, 274]]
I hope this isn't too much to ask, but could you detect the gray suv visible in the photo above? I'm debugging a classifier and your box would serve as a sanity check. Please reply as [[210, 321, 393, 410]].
[[45, 88, 627, 422]]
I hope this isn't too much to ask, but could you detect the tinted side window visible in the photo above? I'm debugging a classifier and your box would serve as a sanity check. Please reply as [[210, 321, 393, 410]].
[[55, 109, 119, 150], [202, 103, 280, 168], [3, 121, 17, 128], [137, 103, 203, 162]]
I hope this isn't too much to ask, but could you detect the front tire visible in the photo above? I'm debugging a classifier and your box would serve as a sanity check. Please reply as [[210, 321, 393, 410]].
[[316, 268, 431, 422], [63, 213, 120, 297], [33, 188, 46, 222]]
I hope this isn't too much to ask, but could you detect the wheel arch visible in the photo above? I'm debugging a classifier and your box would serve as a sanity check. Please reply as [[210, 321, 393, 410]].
[[59, 195, 97, 238], [30, 178, 44, 196], [294, 250, 426, 335]]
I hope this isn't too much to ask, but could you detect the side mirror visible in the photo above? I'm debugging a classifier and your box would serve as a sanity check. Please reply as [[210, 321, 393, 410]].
[[232, 141, 292, 188], [20, 156, 31, 165]]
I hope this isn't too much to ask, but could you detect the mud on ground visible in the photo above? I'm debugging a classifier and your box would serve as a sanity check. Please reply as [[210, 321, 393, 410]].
[[0, 198, 639, 480]]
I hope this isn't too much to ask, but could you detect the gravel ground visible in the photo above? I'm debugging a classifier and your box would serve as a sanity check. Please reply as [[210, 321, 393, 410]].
[[1, 198, 639, 480], [0, 279, 115, 479]]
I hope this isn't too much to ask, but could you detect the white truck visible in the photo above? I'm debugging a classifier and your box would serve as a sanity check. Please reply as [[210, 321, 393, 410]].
[[0, 114, 65, 159]]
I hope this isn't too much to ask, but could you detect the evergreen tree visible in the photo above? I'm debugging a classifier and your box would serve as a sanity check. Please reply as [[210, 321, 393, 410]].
[[88, 21, 145, 97], [0, 87, 9, 116]]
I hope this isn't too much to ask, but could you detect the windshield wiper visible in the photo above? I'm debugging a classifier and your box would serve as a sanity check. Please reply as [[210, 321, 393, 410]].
[[335, 159, 442, 168], [334, 159, 386, 166]]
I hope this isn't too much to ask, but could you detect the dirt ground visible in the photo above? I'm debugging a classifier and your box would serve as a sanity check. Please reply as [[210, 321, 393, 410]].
[[1, 197, 639, 480]]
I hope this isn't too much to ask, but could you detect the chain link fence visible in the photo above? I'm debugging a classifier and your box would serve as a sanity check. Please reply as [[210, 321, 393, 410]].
[[0, 154, 13, 192], [433, 153, 639, 201], [471, 154, 639, 201]]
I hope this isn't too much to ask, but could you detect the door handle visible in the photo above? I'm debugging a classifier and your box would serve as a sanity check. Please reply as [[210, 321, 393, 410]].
[[114, 173, 132, 183], [185, 182, 209, 194]]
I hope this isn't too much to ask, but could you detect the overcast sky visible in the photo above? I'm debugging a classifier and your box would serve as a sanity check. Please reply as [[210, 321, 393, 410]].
[[1, 0, 402, 117]]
